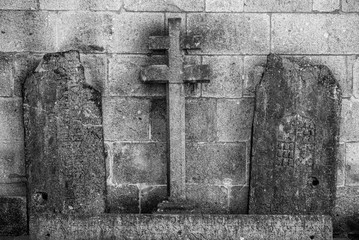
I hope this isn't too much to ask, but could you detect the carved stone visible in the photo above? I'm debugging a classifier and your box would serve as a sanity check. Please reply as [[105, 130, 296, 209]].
[[249, 54, 341, 215], [23, 51, 105, 218]]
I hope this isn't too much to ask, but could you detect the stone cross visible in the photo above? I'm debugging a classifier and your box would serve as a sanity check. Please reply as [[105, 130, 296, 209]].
[[140, 18, 210, 202]]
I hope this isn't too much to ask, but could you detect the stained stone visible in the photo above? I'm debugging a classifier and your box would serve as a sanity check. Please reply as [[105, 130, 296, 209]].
[[249, 54, 341, 215], [23, 51, 106, 217]]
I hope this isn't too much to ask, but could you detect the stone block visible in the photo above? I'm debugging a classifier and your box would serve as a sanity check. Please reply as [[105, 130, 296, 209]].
[[313, 0, 340, 12], [150, 98, 167, 142], [346, 142, 359, 186], [243, 0, 311, 12], [0, 11, 56, 52], [40, 0, 122, 10], [185, 184, 228, 213], [107, 55, 166, 97], [229, 185, 249, 214], [186, 142, 247, 185], [57, 12, 113, 53], [341, 99, 359, 142], [185, 98, 216, 142], [0, 196, 27, 236], [187, 13, 270, 54], [202, 56, 243, 98], [124, 0, 204, 12], [243, 55, 266, 96], [206, 0, 244, 12], [80, 54, 107, 93], [103, 97, 150, 141], [108, 142, 166, 185], [0, 0, 37, 9], [337, 143, 345, 187], [217, 98, 254, 142], [0, 183, 26, 196], [110, 13, 164, 53], [0, 141, 25, 184], [106, 185, 139, 213], [0, 54, 13, 97], [272, 14, 359, 54], [0, 98, 23, 142], [140, 185, 167, 213], [13, 54, 42, 97], [165, 13, 186, 33], [342, 0, 359, 12], [353, 57, 359, 98]]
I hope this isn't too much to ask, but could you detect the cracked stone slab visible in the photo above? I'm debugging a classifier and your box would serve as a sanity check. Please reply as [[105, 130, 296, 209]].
[[249, 54, 342, 215], [23, 50, 106, 219]]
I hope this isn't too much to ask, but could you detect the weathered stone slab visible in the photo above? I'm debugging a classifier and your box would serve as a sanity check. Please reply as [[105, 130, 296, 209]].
[[249, 54, 341, 215], [0, 196, 27, 236], [23, 51, 106, 217], [30, 214, 333, 240]]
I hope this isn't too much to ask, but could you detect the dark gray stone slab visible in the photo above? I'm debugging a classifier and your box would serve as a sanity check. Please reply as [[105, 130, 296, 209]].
[[30, 214, 332, 240], [23, 51, 106, 217], [249, 54, 342, 215], [0, 197, 27, 236]]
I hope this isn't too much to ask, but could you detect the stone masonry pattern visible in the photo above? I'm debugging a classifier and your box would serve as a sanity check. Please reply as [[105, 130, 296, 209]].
[[0, 0, 358, 238]]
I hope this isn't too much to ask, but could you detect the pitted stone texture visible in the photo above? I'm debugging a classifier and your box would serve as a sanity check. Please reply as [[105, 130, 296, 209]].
[[0, 54, 13, 97], [103, 97, 150, 141], [243, 0, 311, 12], [202, 56, 243, 98], [341, 99, 359, 142], [187, 13, 270, 54], [81, 54, 106, 93], [140, 185, 167, 213], [30, 214, 333, 240], [217, 98, 254, 142], [0, 0, 37, 9], [0, 98, 24, 142], [23, 51, 106, 217], [313, 0, 340, 12], [124, 0, 204, 11], [185, 98, 216, 142], [40, 0, 122, 10], [0, 197, 27, 236], [57, 12, 112, 53], [0, 11, 56, 52], [229, 186, 249, 214], [345, 142, 359, 186], [106, 184, 139, 213], [272, 14, 359, 54], [186, 143, 247, 185], [206, 0, 244, 12], [249, 54, 341, 215], [342, 0, 359, 12], [0, 141, 25, 183]]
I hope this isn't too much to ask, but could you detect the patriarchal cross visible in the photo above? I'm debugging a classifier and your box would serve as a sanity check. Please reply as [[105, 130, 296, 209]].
[[140, 18, 210, 208]]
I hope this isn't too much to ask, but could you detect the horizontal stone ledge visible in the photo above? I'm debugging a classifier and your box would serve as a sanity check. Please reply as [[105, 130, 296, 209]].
[[30, 214, 332, 240]]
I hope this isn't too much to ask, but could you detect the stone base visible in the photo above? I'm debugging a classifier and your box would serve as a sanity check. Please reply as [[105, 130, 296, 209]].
[[30, 214, 333, 240]]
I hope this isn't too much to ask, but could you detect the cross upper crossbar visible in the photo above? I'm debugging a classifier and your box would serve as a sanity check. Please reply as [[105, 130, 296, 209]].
[[140, 18, 210, 203]]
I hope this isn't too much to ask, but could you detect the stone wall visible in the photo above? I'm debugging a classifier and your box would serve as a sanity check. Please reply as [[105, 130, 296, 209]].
[[0, 0, 358, 237]]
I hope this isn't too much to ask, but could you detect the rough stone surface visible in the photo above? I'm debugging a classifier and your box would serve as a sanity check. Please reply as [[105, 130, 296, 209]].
[[0, 141, 25, 183], [272, 14, 359, 54], [30, 214, 333, 240], [202, 56, 243, 98], [40, 0, 122, 10], [313, 0, 340, 12], [342, 0, 359, 12], [140, 185, 167, 213], [106, 184, 139, 213], [0, 0, 37, 10], [109, 142, 167, 185], [0, 197, 27, 236], [23, 51, 106, 217], [187, 13, 270, 54], [103, 97, 150, 141], [0, 98, 24, 142], [150, 98, 167, 142], [229, 185, 249, 213], [80, 54, 106, 93], [243, 0, 311, 12], [0, 11, 56, 52], [57, 12, 112, 53], [186, 143, 247, 185], [206, 0, 244, 12], [124, 0, 204, 11], [110, 13, 164, 53], [346, 142, 359, 186], [336, 143, 345, 187], [185, 98, 216, 142], [217, 98, 254, 142], [249, 54, 341, 215], [353, 57, 359, 99], [341, 99, 359, 142], [107, 55, 166, 97], [0, 54, 13, 97], [0, 183, 26, 197]]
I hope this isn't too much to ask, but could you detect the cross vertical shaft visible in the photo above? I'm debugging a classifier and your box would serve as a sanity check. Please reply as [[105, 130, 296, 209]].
[[167, 18, 185, 201]]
